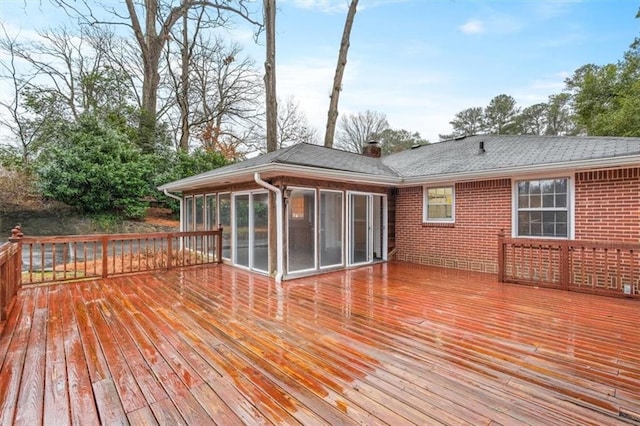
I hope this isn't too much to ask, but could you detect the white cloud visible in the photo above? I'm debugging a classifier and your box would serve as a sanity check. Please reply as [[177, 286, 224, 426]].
[[511, 72, 571, 106], [281, 0, 347, 14], [460, 19, 485, 35], [530, 0, 582, 20], [282, 0, 412, 14]]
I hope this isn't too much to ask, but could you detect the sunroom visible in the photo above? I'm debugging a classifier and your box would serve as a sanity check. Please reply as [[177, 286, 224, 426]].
[[158, 143, 399, 281]]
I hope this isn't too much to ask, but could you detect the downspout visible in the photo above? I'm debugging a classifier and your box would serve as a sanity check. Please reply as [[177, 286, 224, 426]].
[[254, 173, 284, 283], [163, 189, 183, 230]]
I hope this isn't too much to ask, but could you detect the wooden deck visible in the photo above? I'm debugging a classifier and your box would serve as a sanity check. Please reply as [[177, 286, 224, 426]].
[[1, 262, 639, 425]]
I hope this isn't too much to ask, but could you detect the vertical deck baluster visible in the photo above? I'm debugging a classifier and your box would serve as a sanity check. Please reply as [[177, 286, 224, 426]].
[[83, 242, 87, 278], [72, 242, 77, 278], [615, 248, 621, 292], [28, 244, 33, 284], [631, 249, 636, 295], [604, 248, 610, 290], [62, 241, 68, 280], [40, 242, 45, 282], [153, 237, 157, 270], [591, 247, 597, 289], [167, 235, 173, 269]]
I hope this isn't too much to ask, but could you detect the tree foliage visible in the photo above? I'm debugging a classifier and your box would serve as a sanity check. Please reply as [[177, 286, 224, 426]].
[[378, 129, 428, 155], [37, 115, 154, 219], [484, 94, 520, 135], [565, 44, 640, 136], [440, 93, 579, 140]]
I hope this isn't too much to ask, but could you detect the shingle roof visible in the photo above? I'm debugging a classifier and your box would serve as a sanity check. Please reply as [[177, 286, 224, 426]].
[[158, 143, 399, 191], [382, 134, 640, 178], [160, 135, 640, 191]]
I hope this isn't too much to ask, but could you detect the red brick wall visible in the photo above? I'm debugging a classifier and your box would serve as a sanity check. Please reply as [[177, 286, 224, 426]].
[[575, 167, 640, 243], [395, 179, 512, 273], [395, 167, 640, 274]]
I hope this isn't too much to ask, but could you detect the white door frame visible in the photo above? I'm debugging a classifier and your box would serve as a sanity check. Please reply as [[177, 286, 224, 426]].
[[346, 191, 387, 266]]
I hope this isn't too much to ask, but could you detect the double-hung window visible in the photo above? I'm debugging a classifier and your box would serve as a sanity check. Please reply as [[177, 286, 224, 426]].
[[423, 186, 454, 222], [516, 178, 569, 238]]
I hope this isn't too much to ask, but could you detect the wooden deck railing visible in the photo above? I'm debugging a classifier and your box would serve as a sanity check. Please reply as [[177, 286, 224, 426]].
[[7, 226, 223, 287], [498, 231, 640, 298], [0, 227, 23, 321]]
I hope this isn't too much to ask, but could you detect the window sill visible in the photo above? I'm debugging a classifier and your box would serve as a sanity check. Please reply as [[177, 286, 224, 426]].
[[422, 222, 455, 228]]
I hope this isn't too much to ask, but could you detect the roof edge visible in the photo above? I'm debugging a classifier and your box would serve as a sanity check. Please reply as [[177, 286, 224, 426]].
[[399, 154, 640, 186]]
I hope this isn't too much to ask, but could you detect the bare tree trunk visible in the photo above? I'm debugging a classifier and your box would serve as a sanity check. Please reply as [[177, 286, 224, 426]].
[[324, 0, 358, 148], [263, 0, 278, 277], [179, 8, 190, 152], [263, 0, 277, 153]]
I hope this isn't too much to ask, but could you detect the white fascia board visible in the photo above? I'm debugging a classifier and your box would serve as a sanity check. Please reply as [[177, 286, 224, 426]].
[[399, 155, 640, 187], [158, 163, 401, 192]]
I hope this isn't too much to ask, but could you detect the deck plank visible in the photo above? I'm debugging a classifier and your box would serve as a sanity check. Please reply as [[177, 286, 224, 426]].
[[1, 262, 639, 425], [80, 283, 147, 414], [60, 285, 101, 425], [14, 287, 47, 426], [0, 294, 35, 426], [43, 286, 71, 426]]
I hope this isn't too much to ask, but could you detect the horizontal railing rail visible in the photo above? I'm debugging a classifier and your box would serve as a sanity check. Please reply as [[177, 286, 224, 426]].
[[498, 231, 639, 298], [13, 227, 223, 286]]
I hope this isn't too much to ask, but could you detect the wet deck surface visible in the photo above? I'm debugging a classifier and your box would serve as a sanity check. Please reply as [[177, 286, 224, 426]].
[[1, 262, 639, 425]]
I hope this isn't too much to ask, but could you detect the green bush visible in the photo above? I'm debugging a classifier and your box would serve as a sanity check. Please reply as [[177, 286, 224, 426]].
[[36, 115, 154, 219], [153, 148, 229, 213]]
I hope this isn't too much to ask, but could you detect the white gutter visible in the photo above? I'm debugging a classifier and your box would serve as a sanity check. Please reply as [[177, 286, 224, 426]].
[[163, 189, 182, 201], [254, 173, 284, 283], [163, 189, 184, 231]]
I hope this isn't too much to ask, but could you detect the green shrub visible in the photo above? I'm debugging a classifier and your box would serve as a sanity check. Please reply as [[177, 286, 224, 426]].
[[36, 115, 154, 219]]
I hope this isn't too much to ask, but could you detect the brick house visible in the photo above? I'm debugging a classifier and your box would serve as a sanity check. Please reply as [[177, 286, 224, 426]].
[[159, 135, 640, 286]]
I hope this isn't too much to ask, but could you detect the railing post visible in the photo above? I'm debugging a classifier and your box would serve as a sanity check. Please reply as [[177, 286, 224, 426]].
[[167, 232, 173, 270], [217, 226, 223, 264], [560, 241, 570, 291], [101, 236, 108, 279], [9, 226, 24, 289], [3, 225, 24, 321], [497, 229, 505, 282]]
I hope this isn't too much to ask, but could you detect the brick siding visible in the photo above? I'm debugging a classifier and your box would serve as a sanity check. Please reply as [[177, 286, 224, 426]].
[[396, 167, 640, 273], [575, 167, 640, 243], [395, 179, 511, 273]]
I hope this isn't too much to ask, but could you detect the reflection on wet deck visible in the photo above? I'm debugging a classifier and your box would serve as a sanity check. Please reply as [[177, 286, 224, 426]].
[[1, 262, 639, 424]]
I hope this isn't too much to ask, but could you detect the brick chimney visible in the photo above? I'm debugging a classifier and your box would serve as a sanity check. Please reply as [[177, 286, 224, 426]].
[[363, 140, 381, 158]]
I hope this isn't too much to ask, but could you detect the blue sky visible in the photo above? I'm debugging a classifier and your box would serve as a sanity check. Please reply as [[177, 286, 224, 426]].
[[1, 0, 638, 142]]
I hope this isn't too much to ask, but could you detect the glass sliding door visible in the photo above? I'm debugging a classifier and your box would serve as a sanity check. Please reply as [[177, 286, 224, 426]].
[[252, 192, 269, 272], [205, 194, 217, 229], [205, 194, 217, 256], [232, 191, 269, 272], [219, 193, 231, 259], [194, 195, 205, 231], [234, 194, 250, 268], [350, 193, 370, 265], [320, 191, 343, 268], [347, 192, 387, 266], [288, 189, 316, 272], [372, 195, 383, 260], [184, 196, 194, 231]]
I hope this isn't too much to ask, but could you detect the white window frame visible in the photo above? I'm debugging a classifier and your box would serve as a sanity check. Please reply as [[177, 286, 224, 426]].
[[512, 176, 575, 239], [422, 185, 455, 223]]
